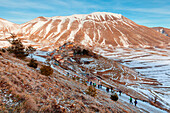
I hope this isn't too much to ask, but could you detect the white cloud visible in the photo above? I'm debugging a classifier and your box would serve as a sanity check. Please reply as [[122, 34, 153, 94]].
[[8, 11, 37, 17]]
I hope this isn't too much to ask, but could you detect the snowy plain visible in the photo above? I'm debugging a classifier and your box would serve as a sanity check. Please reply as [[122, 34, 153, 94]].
[[94, 47, 170, 110]]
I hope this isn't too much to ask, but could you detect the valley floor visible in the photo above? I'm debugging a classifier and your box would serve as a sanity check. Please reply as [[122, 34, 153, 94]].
[[32, 50, 169, 112], [94, 46, 170, 111], [0, 46, 169, 112]]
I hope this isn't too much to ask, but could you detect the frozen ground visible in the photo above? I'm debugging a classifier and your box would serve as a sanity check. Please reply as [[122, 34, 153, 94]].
[[94, 47, 170, 110], [32, 50, 169, 112], [101, 87, 167, 113]]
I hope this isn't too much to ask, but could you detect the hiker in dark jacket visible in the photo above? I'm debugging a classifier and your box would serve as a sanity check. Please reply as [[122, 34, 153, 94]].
[[106, 87, 109, 93], [98, 84, 100, 88], [90, 81, 92, 85], [134, 99, 137, 106], [110, 87, 113, 92], [119, 90, 122, 96]]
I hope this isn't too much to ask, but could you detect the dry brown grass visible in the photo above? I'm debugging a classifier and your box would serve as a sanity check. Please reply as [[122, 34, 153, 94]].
[[0, 52, 145, 112]]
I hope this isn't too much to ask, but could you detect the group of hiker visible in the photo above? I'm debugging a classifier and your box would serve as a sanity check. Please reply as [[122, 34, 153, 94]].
[[130, 97, 138, 106], [89, 81, 103, 89], [88, 80, 138, 106], [88, 80, 123, 95], [67, 72, 138, 106]]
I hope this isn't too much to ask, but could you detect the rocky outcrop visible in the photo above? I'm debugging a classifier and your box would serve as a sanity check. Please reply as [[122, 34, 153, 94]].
[[152, 27, 170, 37]]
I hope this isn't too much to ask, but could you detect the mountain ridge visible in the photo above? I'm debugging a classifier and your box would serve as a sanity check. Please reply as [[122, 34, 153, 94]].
[[0, 12, 170, 50]]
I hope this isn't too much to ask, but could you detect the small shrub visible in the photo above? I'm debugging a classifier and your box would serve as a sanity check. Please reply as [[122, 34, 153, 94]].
[[27, 58, 38, 69], [0, 48, 6, 53], [110, 93, 118, 101], [72, 77, 76, 80], [85, 86, 97, 97], [75, 76, 80, 81], [40, 65, 53, 76], [23, 96, 38, 111], [26, 46, 36, 53], [82, 49, 89, 55]]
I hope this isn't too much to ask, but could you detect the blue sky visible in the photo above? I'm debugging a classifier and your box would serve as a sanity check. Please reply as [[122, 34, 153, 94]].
[[0, 0, 170, 28]]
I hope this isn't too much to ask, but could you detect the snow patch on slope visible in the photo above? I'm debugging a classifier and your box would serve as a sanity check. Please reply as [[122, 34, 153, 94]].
[[0, 41, 11, 48], [91, 12, 122, 20], [81, 33, 93, 46]]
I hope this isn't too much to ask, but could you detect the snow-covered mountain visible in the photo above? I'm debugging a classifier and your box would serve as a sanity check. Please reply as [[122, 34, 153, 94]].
[[0, 18, 19, 32], [0, 12, 170, 49], [1, 13, 170, 112]]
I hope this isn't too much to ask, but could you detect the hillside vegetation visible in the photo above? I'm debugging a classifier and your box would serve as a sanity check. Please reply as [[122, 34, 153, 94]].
[[0, 51, 143, 112]]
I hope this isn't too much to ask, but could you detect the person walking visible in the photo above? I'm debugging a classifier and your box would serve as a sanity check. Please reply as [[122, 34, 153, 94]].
[[98, 84, 100, 88], [94, 83, 96, 87], [154, 96, 157, 103], [86, 79, 89, 84], [90, 81, 92, 85], [100, 84, 102, 89], [129, 97, 133, 104], [110, 87, 113, 92], [106, 87, 109, 93], [119, 90, 122, 96], [134, 99, 137, 106], [93, 83, 96, 87]]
